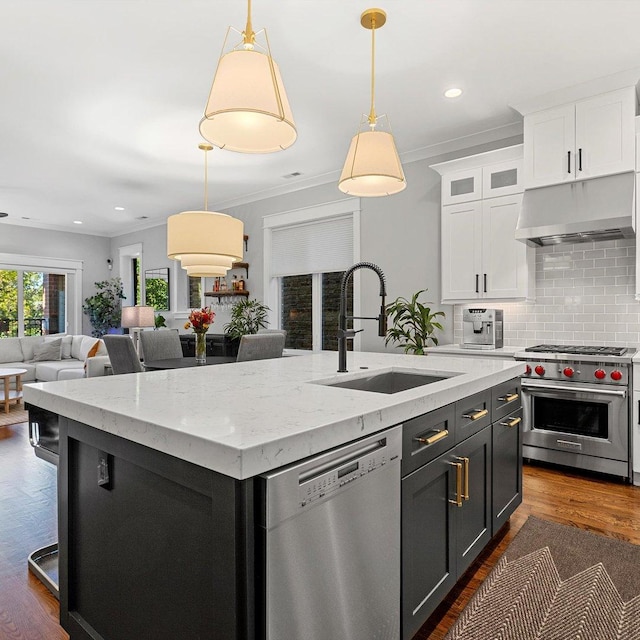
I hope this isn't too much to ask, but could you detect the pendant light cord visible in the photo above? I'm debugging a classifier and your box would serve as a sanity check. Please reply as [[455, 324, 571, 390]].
[[204, 147, 209, 211], [368, 16, 377, 127], [243, 0, 255, 47]]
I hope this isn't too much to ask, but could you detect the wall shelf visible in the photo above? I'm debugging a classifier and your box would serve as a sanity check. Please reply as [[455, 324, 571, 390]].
[[204, 290, 249, 302], [231, 262, 249, 278]]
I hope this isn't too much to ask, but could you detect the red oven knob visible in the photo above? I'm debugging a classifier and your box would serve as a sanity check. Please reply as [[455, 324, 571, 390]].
[[563, 367, 574, 378], [594, 369, 606, 380], [525, 364, 532, 375], [611, 370, 623, 381], [534, 365, 545, 376]]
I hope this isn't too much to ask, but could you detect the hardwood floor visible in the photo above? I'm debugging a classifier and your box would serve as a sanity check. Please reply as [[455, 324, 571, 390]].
[[0, 422, 68, 640], [1, 420, 638, 640]]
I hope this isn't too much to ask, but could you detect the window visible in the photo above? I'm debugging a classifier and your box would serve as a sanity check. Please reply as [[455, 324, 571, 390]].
[[132, 258, 141, 305], [188, 276, 202, 309], [264, 200, 360, 351], [0, 254, 82, 338], [0, 268, 69, 337]]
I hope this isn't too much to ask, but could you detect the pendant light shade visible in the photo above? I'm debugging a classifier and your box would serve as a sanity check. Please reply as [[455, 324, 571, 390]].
[[339, 125, 405, 196], [167, 144, 244, 271], [184, 264, 230, 278], [179, 254, 235, 269], [338, 8, 406, 197], [167, 211, 243, 262], [199, 0, 296, 154]]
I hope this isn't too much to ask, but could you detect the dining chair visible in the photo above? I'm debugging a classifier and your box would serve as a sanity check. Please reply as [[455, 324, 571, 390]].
[[139, 329, 183, 362], [103, 335, 144, 374], [236, 333, 285, 362], [257, 328, 288, 340]]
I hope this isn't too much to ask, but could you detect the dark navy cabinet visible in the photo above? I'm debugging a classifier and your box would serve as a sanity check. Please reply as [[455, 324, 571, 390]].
[[401, 377, 521, 640]]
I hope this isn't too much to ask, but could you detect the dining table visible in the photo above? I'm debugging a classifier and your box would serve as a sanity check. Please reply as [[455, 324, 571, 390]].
[[142, 356, 237, 371]]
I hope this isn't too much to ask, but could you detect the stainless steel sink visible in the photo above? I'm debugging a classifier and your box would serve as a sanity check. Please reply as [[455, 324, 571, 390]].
[[321, 370, 454, 394]]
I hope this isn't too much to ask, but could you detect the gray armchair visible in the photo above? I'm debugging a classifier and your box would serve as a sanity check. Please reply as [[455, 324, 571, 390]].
[[103, 335, 144, 374], [139, 329, 183, 362], [236, 333, 285, 362]]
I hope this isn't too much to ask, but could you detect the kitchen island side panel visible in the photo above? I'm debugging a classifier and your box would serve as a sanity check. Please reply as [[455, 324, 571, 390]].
[[58, 417, 255, 640]]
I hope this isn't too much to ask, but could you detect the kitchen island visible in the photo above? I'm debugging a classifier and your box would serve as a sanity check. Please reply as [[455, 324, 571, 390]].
[[24, 351, 524, 640]]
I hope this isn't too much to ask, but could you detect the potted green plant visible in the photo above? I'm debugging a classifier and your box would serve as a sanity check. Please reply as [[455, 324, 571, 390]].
[[224, 298, 270, 339], [82, 277, 126, 337], [154, 314, 167, 329], [384, 289, 445, 355]]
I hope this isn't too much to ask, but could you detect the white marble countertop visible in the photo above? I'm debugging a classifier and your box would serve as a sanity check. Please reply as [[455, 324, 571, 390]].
[[427, 344, 520, 358], [23, 351, 524, 480]]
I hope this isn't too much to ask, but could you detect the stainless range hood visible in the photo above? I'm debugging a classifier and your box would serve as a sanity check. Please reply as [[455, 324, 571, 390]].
[[515, 172, 636, 246]]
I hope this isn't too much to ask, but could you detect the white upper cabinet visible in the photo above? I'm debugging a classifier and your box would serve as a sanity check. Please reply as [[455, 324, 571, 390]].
[[523, 87, 636, 188], [482, 194, 530, 299], [431, 146, 534, 304], [441, 201, 483, 300], [442, 168, 482, 205], [434, 145, 524, 205]]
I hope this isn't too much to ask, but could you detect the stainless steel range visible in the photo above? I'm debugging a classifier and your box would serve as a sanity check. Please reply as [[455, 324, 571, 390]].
[[515, 344, 636, 480]]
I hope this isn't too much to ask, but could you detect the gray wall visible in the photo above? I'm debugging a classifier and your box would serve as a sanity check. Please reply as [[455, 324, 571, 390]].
[[0, 224, 111, 335]]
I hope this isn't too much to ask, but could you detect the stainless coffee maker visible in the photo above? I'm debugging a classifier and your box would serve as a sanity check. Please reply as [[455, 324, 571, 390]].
[[462, 309, 504, 350]]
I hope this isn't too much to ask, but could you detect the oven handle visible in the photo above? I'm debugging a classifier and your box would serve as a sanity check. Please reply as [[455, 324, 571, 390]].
[[521, 380, 627, 398]]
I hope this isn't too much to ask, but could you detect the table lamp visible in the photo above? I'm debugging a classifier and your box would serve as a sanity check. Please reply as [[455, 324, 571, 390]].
[[121, 305, 155, 359]]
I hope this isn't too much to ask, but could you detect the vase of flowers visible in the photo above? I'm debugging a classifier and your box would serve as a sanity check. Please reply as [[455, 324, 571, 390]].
[[184, 306, 216, 364]]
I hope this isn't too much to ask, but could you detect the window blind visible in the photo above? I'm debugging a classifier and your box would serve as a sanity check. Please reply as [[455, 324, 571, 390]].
[[270, 215, 353, 277]]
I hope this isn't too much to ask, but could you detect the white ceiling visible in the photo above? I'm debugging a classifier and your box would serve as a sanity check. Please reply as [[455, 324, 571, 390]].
[[3, 0, 640, 237]]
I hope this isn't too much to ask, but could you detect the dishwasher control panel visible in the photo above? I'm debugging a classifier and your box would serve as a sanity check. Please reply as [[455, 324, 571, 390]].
[[298, 447, 390, 507]]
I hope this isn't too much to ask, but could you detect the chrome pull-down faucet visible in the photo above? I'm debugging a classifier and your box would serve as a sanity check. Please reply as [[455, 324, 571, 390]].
[[337, 262, 387, 372]]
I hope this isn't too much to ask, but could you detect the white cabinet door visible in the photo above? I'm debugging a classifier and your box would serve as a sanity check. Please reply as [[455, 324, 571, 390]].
[[523, 104, 575, 188], [442, 168, 482, 205], [482, 194, 530, 299], [441, 201, 482, 302], [575, 87, 636, 179], [482, 159, 523, 198]]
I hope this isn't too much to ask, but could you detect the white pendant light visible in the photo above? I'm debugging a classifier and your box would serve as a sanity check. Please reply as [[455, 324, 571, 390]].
[[338, 9, 406, 197], [167, 144, 244, 272], [199, 0, 296, 154]]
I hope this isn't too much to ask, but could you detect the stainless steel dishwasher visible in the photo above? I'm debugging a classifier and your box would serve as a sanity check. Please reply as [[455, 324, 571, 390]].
[[259, 425, 402, 640]]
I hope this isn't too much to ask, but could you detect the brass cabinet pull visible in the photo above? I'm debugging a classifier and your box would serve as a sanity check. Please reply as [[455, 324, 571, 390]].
[[448, 461, 463, 507], [500, 416, 522, 428], [462, 408, 488, 421], [415, 429, 449, 446], [456, 456, 470, 500], [498, 393, 519, 403]]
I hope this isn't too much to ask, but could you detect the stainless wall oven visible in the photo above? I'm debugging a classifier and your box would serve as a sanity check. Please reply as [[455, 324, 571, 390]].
[[516, 345, 634, 480]]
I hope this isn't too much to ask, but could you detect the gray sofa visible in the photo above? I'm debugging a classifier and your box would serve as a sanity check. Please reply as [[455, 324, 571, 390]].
[[0, 334, 111, 382]]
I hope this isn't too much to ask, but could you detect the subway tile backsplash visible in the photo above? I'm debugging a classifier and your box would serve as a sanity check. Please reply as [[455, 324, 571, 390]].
[[452, 239, 640, 348]]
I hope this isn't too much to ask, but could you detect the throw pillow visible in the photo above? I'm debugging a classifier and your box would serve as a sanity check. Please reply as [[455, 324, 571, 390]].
[[45, 334, 73, 359], [19, 336, 44, 361], [30, 338, 62, 362], [86, 340, 101, 359], [79, 336, 101, 361], [0, 337, 24, 363]]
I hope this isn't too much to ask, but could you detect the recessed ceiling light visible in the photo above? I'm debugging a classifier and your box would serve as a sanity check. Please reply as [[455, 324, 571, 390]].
[[444, 87, 463, 99], [73, 220, 83, 225], [114, 206, 125, 211]]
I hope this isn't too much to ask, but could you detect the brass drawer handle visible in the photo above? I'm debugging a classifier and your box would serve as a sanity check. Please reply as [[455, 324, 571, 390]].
[[500, 416, 522, 428], [456, 456, 470, 500], [448, 461, 463, 507], [498, 393, 519, 403], [415, 429, 449, 446], [462, 408, 488, 421]]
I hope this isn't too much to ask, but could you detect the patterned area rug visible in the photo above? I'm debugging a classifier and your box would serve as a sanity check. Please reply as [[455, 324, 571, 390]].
[[0, 405, 28, 428], [445, 516, 640, 640]]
